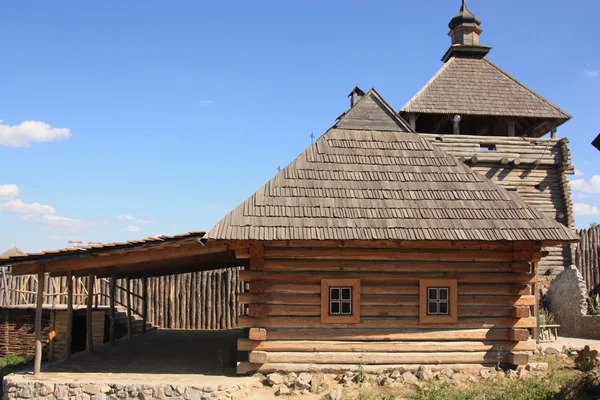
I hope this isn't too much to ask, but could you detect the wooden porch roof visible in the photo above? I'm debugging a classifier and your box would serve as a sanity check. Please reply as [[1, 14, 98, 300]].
[[0, 232, 244, 278]]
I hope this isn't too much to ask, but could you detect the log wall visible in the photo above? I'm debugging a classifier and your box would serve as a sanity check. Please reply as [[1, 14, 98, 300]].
[[235, 240, 540, 373], [576, 225, 600, 292], [0, 267, 244, 330], [421, 134, 575, 283]]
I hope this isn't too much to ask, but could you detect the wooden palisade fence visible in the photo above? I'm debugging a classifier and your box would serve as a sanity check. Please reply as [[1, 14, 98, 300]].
[[0, 267, 244, 330], [576, 225, 600, 292]]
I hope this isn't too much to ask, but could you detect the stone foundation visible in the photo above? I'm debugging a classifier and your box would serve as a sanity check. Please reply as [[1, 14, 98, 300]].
[[2, 377, 253, 400], [546, 265, 600, 339]]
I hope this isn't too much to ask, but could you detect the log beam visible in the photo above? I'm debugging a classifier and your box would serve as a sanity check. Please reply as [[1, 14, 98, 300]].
[[110, 274, 116, 345]]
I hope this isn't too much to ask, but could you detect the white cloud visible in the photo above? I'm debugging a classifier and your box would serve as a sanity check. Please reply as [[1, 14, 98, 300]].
[[48, 235, 62, 240], [0, 184, 20, 200], [0, 199, 56, 214], [205, 204, 217, 209], [199, 100, 214, 106], [23, 214, 93, 231], [117, 215, 154, 224], [574, 203, 600, 216], [575, 193, 590, 199], [574, 170, 584, 176], [571, 175, 600, 193], [0, 120, 71, 147], [124, 225, 140, 232], [585, 68, 599, 78]]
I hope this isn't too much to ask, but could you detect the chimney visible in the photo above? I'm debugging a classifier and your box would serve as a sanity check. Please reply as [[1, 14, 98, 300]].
[[348, 86, 365, 108]]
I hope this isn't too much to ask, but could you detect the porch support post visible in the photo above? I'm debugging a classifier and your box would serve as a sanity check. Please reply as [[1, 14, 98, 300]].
[[142, 277, 148, 334], [86, 273, 94, 353], [550, 123, 557, 139], [110, 274, 116, 345], [34, 265, 45, 376], [126, 277, 132, 339], [507, 119, 516, 137], [65, 270, 73, 360], [534, 262, 540, 343]]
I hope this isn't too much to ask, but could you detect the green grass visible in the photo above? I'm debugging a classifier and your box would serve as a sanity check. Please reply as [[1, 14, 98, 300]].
[[408, 368, 600, 400], [0, 354, 30, 398]]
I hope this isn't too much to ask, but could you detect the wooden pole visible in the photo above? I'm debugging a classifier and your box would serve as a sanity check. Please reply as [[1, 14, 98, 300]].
[[142, 277, 148, 333], [86, 274, 94, 353], [126, 277, 132, 339], [110, 274, 116, 345], [65, 271, 73, 360], [34, 266, 45, 376], [2, 267, 9, 306]]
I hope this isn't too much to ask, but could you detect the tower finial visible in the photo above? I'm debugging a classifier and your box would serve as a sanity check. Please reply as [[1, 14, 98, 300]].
[[442, 0, 490, 62]]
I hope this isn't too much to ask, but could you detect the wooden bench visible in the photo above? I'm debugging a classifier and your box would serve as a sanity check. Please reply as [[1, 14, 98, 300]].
[[539, 324, 560, 342]]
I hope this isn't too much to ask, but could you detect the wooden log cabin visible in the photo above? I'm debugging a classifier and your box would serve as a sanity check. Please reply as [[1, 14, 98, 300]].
[[206, 87, 578, 373], [400, 0, 576, 285]]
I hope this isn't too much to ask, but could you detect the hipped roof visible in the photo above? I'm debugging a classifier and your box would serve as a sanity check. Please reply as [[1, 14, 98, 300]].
[[401, 57, 571, 121], [208, 89, 577, 244], [1, 246, 24, 258]]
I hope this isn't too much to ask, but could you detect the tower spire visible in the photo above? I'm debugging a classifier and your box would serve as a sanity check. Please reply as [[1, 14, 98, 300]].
[[442, 0, 490, 62]]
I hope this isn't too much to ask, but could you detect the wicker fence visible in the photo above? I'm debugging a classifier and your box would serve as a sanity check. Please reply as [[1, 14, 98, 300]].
[[576, 225, 600, 292], [0, 267, 244, 330]]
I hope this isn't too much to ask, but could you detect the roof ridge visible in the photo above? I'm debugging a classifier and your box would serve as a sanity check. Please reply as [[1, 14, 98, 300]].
[[483, 58, 572, 120]]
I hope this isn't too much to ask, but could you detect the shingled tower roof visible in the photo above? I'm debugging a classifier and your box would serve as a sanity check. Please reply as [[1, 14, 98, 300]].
[[1, 246, 24, 258], [208, 88, 577, 244]]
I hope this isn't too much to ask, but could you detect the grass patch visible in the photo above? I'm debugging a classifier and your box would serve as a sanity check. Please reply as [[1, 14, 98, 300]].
[[0, 354, 31, 398], [409, 363, 600, 400]]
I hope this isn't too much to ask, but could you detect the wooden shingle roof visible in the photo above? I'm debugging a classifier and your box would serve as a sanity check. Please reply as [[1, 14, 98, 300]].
[[402, 57, 571, 121], [208, 89, 577, 244]]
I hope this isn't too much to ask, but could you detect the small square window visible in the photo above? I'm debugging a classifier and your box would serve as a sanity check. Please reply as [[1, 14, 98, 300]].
[[321, 279, 360, 324], [427, 287, 449, 315], [420, 279, 457, 325]]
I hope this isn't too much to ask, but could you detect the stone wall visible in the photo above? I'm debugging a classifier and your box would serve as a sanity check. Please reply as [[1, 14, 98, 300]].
[[546, 265, 600, 339], [3, 379, 252, 400]]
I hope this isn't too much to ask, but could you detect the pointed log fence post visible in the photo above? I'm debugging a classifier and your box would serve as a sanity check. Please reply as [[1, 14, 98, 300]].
[[34, 266, 45, 376], [86, 273, 94, 353], [110, 274, 116, 345], [65, 270, 73, 360], [126, 277, 132, 339]]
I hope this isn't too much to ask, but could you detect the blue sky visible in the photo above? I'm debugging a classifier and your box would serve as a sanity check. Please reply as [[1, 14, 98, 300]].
[[1, 0, 599, 252]]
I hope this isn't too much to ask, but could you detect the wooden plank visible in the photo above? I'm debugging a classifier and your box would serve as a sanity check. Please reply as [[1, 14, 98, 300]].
[[511, 307, 530, 318], [34, 266, 45, 376], [507, 352, 529, 366], [263, 240, 529, 251], [238, 339, 536, 352], [142, 277, 147, 333], [110, 275, 116, 345], [263, 328, 513, 341], [263, 247, 516, 262], [249, 350, 268, 364], [249, 350, 510, 365], [238, 316, 537, 329], [241, 270, 536, 285], [239, 293, 535, 307], [509, 329, 530, 341], [249, 328, 267, 341]]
